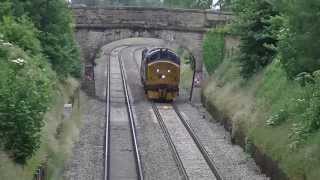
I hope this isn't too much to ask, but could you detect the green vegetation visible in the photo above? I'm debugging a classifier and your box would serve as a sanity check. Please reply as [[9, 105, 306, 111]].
[[204, 52, 320, 180], [163, 0, 212, 9], [0, 79, 84, 180], [0, 0, 80, 169], [0, 23, 55, 164], [232, 0, 278, 79], [11, 0, 81, 78], [176, 48, 194, 91], [203, 0, 320, 179], [231, 0, 320, 145], [276, 1, 320, 79], [203, 29, 225, 74]]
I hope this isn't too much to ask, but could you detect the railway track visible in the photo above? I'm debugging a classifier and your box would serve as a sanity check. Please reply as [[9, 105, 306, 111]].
[[104, 45, 221, 180], [152, 103, 223, 180], [104, 47, 143, 180]]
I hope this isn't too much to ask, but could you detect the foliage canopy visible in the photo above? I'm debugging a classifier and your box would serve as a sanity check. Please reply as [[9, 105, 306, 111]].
[[0, 0, 80, 164], [232, 0, 278, 78]]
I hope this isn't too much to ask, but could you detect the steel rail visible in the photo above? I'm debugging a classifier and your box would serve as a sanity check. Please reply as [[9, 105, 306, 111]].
[[151, 103, 189, 180], [118, 52, 144, 180], [104, 54, 111, 180], [172, 104, 223, 180], [132, 46, 147, 69]]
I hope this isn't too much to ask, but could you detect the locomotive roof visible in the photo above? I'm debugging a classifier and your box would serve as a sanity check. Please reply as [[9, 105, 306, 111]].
[[145, 48, 180, 65]]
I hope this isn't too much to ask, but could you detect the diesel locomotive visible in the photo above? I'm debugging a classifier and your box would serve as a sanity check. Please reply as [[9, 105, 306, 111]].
[[140, 48, 180, 101]]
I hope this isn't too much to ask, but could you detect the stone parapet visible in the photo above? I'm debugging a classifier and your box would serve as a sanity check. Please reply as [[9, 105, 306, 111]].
[[72, 7, 232, 32]]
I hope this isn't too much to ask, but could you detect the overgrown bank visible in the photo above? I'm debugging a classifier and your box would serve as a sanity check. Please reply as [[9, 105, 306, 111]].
[[203, 51, 320, 180], [0, 0, 83, 179], [0, 79, 86, 180], [202, 1, 320, 178]]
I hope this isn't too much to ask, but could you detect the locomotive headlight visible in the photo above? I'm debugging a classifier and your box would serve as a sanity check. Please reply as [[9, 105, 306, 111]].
[[161, 75, 166, 79], [156, 69, 160, 73], [168, 69, 171, 73]]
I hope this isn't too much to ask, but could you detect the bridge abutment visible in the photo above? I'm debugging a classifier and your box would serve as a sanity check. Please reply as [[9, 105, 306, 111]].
[[72, 7, 231, 100]]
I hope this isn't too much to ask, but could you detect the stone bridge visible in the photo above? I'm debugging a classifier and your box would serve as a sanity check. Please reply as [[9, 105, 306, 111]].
[[72, 6, 231, 98]]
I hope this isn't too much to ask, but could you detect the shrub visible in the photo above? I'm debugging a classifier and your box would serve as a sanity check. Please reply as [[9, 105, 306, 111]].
[[0, 16, 42, 55], [163, 0, 212, 9], [0, 0, 11, 17], [203, 29, 225, 74], [266, 108, 289, 126], [268, 70, 320, 149], [277, 0, 320, 78], [300, 71, 320, 133], [232, 0, 278, 79], [0, 34, 55, 164], [10, 0, 81, 78]]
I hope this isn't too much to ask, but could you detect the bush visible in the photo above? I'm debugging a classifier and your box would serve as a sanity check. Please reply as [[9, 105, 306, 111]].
[[0, 0, 11, 17], [0, 16, 42, 55], [264, 69, 320, 149], [163, 0, 212, 9], [277, 0, 320, 78], [203, 29, 225, 74], [38, 0, 81, 78], [10, 0, 81, 78], [0, 42, 55, 164], [232, 0, 278, 79], [0, 0, 80, 166], [297, 71, 320, 132]]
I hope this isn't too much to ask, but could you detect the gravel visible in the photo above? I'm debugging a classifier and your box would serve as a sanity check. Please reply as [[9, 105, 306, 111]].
[[175, 103, 270, 180], [63, 98, 105, 180], [122, 46, 183, 180], [157, 104, 216, 180], [63, 39, 269, 180], [108, 49, 138, 179]]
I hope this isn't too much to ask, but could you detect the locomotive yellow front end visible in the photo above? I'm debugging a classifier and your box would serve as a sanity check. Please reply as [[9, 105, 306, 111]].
[[146, 60, 180, 101], [140, 48, 181, 101]]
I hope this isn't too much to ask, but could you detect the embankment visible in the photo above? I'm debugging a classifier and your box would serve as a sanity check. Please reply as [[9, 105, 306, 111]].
[[201, 60, 320, 180], [0, 78, 87, 180]]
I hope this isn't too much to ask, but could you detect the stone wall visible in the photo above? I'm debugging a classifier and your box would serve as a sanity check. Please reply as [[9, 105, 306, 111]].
[[72, 7, 231, 99], [72, 7, 232, 32], [75, 28, 204, 71], [73, 7, 232, 72]]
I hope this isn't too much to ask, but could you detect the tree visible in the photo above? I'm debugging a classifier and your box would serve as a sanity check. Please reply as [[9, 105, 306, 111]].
[[11, 0, 81, 78], [163, 0, 212, 9], [277, 0, 320, 78], [0, 19, 54, 163], [0, 0, 78, 164], [232, 0, 278, 78]]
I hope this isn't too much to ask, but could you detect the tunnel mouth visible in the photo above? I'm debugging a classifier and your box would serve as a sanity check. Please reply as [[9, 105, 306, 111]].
[[82, 37, 196, 101]]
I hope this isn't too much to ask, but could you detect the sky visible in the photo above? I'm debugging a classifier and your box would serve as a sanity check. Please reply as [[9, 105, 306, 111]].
[[211, 0, 220, 9]]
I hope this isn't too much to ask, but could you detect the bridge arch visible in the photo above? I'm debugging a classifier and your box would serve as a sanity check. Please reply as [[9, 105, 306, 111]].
[[82, 36, 197, 100], [73, 7, 232, 101], [73, 7, 231, 72], [75, 27, 203, 71]]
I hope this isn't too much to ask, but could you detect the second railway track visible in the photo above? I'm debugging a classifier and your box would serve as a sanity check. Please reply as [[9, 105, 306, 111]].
[[152, 102, 223, 180], [104, 47, 143, 180]]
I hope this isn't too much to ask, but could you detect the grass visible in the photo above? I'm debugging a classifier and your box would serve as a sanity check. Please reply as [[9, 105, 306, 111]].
[[203, 54, 320, 179], [0, 77, 86, 180]]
